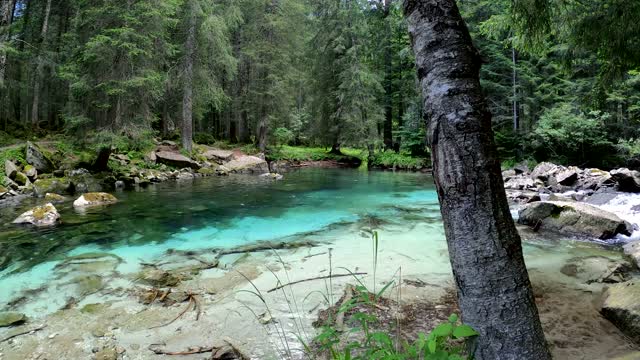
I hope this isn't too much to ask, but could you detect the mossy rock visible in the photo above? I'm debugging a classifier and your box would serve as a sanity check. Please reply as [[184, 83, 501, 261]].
[[197, 167, 216, 175], [33, 177, 74, 196], [0, 185, 7, 193], [13, 172, 28, 186], [0, 311, 26, 327], [80, 303, 109, 314], [44, 192, 66, 202], [13, 203, 60, 227], [73, 192, 118, 208]]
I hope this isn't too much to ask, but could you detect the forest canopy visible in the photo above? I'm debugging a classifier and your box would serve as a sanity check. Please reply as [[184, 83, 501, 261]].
[[0, 0, 638, 169]]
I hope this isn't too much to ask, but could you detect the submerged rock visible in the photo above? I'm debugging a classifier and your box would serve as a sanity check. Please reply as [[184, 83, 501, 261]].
[[26, 141, 55, 173], [73, 192, 118, 208], [13, 203, 60, 227], [139, 268, 181, 287], [224, 155, 269, 174], [259, 172, 284, 180], [600, 281, 640, 344], [518, 201, 632, 239], [560, 256, 632, 284], [0, 311, 26, 327], [45, 192, 66, 202], [623, 241, 640, 269]]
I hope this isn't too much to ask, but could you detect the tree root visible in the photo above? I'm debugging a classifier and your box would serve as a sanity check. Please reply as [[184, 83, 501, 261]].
[[148, 292, 201, 329]]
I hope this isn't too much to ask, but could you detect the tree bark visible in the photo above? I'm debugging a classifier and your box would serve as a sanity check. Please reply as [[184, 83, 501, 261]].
[[31, 0, 53, 127], [403, 1, 551, 359], [0, 0, 15, 89], [512, 46, 518, 133], [382, 2, 394, 150], [182, 0, 196, 153]]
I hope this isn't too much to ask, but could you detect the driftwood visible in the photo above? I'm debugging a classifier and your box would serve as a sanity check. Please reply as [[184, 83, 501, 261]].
[[267, 272, 367, 293], [148, 292, 201, 329], [217, 240, 320, 256], [0, 324, 47, 344], [148, 338, 249, 359]]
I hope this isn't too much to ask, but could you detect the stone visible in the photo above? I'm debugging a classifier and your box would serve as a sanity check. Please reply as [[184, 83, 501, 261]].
[[33, 177, 74, 196], [600, 281, 640, 344], [161, 140, 177, 146], [0, 312, 26, 327], [3, 176, 18, 190], [503, 176, 535, 190], [44, 193, 66, 203], [24, 165, 37, 181], [623, 241, 640, 269], [26, 141, 55, 173], [13, 172, 28, 186], [259, 172, 284, 180], [223, 155, 269, 174], [94, 348, 118, 360], [138, 268, 180, 287], [216, 165, 230, 176], [13, 203, 60, 227], [73, 192, 118, 208], [560, 256, 632, 284], [530, 162, 560, 181], [4, 160, 18, 179], [155, 151, 200, 169], [556, 168, 579, 186], [513, 162, 529, 175], [518, 201, 632, 239], [203, 149, 234, 162], [610, 168, 640, 192], [144, 151, 157, 162], [114, 180, 125, 189], [53, 169, 65, 178]]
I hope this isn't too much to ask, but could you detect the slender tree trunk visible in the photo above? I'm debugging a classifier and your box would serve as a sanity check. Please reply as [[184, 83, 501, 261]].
[[182, 0, 196, 153], [382, 3, 394, 150], [512, 46, 518, 133], [0, 0, 15, 89], [403, 1, 551, 359], [31, 0, 53, 128]]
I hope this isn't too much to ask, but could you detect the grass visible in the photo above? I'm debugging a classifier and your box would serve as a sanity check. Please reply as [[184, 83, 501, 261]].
[[267, 145, 365, 162], [369, 150, 428, 171], [0, 146, 26, 176]]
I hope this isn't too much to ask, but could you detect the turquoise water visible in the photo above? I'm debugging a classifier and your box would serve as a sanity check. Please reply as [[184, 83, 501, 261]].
[[0, 169, 442, 310]]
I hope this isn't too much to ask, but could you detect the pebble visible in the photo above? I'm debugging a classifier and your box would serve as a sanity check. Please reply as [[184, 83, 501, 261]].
[[116, 346, 126, 354], [48, 333, 58, 339]]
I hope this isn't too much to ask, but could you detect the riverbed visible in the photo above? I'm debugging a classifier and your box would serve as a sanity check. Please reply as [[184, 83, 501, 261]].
[[0, 169, 637, 359]]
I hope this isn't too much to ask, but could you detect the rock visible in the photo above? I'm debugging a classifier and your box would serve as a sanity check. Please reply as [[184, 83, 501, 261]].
[[513, 162, 529, 175], [223, 155, 269, 174], [176, 171, 195, 180], [144, 151, 157, 162], [3, 176, 18, 190], [44, 193, 66, 203], [53, 169, 65, 178], [623, 241, 640, 269], [13, 172, 28, 186], [502, 169, 516, 179], [580, 168, 614, 191], [4, 160, 18, 179], [139, 268, 180, 287], [161, 140, 177, 146], [24, 164, 37, 181], [600, 281, 640, 343], [610, 168, 640, 192], [560, 256, 632, 284], [114, 180, 125, 189], [203, 149, 234, 162], [13, 203, 60, 227], [33, 177, 74, 196], [216, 165, 230, 176], [259, 172, 284, 180], [556, 168, 579, 186], [94, 348, 118, 360], [504, 175, 535, 190], [155, 151, 200, 169], [73, 192, 118, 208], [530, 162, 560, 181], [26, 141, 55, 173], [0, 312, 26, 327], [518, 201, 632, 239]]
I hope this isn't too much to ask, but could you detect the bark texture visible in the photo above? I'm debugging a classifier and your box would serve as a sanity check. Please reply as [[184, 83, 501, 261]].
[[182, 0, 196, 153], [31, 0, 52, 127], [403, 1, 551, 359], [0, 0, 15, 88]]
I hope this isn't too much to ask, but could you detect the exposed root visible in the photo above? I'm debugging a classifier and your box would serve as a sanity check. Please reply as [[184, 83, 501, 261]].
[[148, 292, 202, 329]]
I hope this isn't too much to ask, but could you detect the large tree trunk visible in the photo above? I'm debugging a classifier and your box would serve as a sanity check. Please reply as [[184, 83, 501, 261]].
[[31, 0, 53, 128], [0, 0, 15, 89], [403, 1, 551, 359], [181, 0, 196, 153]]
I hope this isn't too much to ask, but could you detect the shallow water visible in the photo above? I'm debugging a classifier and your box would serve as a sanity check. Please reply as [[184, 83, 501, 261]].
[[0, 169, 637, 359]]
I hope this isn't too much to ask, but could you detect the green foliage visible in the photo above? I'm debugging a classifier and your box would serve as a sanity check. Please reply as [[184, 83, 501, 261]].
[[273, 128, 295, 147], [529, 103, 615, 167], [193, 132, 217, 145], [0, 147, 26, 175], [267, 145, 363, 162], [369, 150, 427, 171]]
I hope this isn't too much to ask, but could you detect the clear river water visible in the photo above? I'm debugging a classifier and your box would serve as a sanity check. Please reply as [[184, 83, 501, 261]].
[[0, 168, 637, 359]]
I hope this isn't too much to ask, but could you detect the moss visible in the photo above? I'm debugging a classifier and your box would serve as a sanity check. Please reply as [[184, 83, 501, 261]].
[[82, 192, 117, 203], [80, 303, 108, 314], [0, 185, 7, 193], [32, 204, 55, 220], [197, 167, 215, 175]]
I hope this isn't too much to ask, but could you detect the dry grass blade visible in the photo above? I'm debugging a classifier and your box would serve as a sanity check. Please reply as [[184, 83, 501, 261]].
[[266, 272, 367, 293]]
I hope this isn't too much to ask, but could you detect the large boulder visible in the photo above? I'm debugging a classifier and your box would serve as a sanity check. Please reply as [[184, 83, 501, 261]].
[[600, 281, 640, 343], [518, 201, 632, 239], [223, 155, 269, 174], [4, 160, 18, 179], [73, 192, 118, 208], [13, 203, 60, 227], [623, 241, 640, 269], [26, 141, 55, 173], [33, 177, 75, 196], [610, 168, 640, 192], [155, 151, 200, 170], [504, 175, 535, 190], [203, 149, 234, 163], [556, 168, 579, 186], [530, 162, 561, 181]]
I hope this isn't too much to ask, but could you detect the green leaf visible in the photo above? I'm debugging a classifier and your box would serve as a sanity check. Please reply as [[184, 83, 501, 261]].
[[431, 323, 453, 337], [427, 339, 437, 353], [448, 313, 458, 323], [453, 324, 479, 338]]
